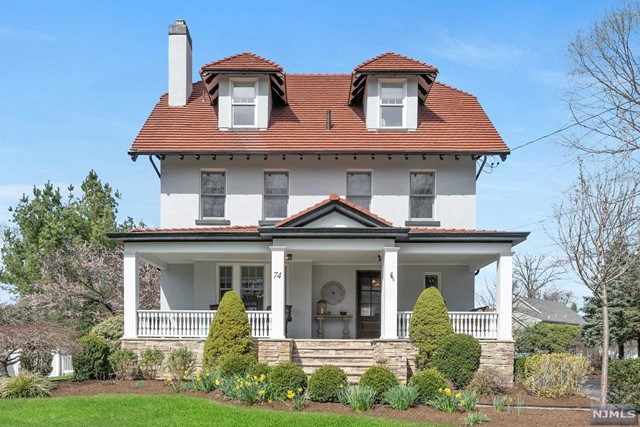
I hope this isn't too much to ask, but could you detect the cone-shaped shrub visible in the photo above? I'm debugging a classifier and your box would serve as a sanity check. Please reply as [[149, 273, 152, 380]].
[[202, 291, 254, 368], [408, 287, 453, 369]]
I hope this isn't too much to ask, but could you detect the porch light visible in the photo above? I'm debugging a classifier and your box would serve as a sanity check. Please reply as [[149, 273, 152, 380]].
[[285, 253, 293, 261], [371, 278, 381, 288], [316, 299, 328, 315]]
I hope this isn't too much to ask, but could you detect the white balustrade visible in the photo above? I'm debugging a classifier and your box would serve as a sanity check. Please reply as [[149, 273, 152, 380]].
[[137, 310, 271, 338], [397, 311, 498, 339]]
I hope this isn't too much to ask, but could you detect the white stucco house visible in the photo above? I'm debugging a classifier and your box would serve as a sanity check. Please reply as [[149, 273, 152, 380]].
[[109, 20, 528, 382]]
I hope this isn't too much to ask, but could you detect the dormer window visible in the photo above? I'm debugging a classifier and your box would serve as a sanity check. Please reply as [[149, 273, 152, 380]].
[[231, 80, 257, 127], [380, 81, 405, 128]]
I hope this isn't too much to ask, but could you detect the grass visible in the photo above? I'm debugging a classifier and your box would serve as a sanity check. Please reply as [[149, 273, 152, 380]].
[[0, 394, 448, 427]]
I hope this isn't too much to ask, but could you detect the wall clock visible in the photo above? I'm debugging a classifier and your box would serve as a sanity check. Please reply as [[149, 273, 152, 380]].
[[321, 280, 346, 305]]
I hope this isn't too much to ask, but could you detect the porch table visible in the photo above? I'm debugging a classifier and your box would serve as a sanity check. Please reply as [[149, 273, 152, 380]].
[[314, 314, 353, 339]]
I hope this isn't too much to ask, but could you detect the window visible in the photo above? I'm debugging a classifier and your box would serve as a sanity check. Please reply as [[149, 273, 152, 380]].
[[241, 266, 264, 311], [346, 172, 372, 210], [201, 172, 225, 218], [424, 273, 441, 291], [410, 172, 435, 219], [380, 81, 405, 128], [232, 81, 257, 127], [218, 266, 232, 302], [264, 172, 289, 219]]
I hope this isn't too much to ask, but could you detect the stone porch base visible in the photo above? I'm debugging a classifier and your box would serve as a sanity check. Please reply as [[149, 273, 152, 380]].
[[122, 338, 513, 385]]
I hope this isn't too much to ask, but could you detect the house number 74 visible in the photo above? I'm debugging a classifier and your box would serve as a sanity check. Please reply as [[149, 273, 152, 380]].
[[273, 272, 282, 279]]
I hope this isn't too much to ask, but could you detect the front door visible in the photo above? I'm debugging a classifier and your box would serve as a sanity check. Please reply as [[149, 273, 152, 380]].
[[357, 271, 381, 339]]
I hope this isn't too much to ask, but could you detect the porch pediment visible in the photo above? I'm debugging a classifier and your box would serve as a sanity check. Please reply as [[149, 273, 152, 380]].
[[275, 193, 392, 228]]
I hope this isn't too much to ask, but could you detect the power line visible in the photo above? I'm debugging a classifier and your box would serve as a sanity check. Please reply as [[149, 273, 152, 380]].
[[511, 122, 580, 152]]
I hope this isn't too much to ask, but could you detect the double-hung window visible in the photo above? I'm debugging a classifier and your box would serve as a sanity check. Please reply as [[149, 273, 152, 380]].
[[264, 172, 289, 219], [218, 266, 233, 302], [409, 172, 435, 219], [241, 266, 264, 311], [201, 172, 225, 218], [346, 172, 372, 210], [231, 80, 257, 127], [380, 81, 405, 128]]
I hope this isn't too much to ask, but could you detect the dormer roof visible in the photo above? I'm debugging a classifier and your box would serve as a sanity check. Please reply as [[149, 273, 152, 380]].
[[199, 52, 287, 105]]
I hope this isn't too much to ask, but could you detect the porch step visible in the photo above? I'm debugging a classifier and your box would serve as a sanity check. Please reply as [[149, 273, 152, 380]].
[[291, 339, 376, 383]]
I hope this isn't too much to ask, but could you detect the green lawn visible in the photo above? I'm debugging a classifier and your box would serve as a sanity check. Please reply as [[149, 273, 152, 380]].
[[0, 394, 447, 427]]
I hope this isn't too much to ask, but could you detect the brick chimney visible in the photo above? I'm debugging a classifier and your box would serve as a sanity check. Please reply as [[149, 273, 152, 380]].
[[168, 19, 192, 106]]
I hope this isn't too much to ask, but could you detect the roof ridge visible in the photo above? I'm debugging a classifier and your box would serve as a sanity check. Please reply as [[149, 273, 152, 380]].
[[200, 51, 283, 72], [433, 81, 475, 98], [354, 52, 438, 73]]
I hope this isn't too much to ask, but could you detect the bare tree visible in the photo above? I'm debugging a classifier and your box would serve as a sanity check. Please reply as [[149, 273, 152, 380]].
[[566, 2, 640, 156], [553, 162, 640, 404]]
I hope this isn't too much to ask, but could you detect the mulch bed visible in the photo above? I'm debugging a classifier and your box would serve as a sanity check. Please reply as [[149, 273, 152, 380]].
[[52, 380, 593, 427]]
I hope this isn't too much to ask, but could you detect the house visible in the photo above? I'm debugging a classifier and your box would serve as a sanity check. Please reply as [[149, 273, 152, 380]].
[[108, 20, 529, 383], [512, 297, 585, 332]]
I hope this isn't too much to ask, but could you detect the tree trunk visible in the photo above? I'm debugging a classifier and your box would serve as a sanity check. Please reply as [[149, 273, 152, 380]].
[[0, 361, 9, 378], [618, 343, 625, 359], [601, 291, 609, 405]]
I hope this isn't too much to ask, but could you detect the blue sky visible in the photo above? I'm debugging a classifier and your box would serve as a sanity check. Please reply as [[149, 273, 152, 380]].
[[0, 1, 623, 303]]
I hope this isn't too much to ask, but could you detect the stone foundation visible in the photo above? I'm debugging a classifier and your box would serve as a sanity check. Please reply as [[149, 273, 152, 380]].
[[478, 340, 514, 386], [255, 339, 292, 365], [122, 338, 205, 379]]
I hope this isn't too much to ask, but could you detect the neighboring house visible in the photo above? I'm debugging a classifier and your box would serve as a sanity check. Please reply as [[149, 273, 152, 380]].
[[108, 20, 528, 382], [512, 297, 586, 332], [7, 352, 73, 378]]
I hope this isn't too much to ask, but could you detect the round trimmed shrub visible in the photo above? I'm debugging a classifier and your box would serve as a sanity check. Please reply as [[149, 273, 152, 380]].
[[409, 287, 454, 369], [433, 333, 481, 388], [248, 362, 272, 379], [108, 348, 139, 380], [308, 365, 348, 402], [202, 291, 254, 368], [0, 372, 54, 398], [72, 334, 111, 380], [217, 353, 257, 377], [91, 315, 124, 353], [608, 358, 640, 407], [359, 365, 397, 400], [269, 362, 307, 398], [408, 368, 447, 403], [20, 349, 54, 377]]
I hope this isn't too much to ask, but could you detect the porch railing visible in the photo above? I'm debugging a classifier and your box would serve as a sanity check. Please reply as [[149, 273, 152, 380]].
[[137, 310, 271, 338], [397, 311, 498, 339]]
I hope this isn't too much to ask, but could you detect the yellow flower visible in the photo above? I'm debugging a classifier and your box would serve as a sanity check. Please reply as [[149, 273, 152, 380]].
[[246, 381, 252, 387], [182, 376, 188, 380], [259, 374, 266, 382], [254, 376, 258, 381], [461, 400, 465, 406], [438, 388, 443, 393], [235, 385, 240, 390], [287, 390, 295, 399], [196, 377, 201, 382], [166, 378, 173, 383], [339, 384, 344, 389], [268, 399, 273, 404], [400, 380, 406, 385], [455, 392, 462, 399], [215, 379, 220, 386], [445, 388, 451, 396], [297, 387, 303, 393], [259, 390, 266, 396]]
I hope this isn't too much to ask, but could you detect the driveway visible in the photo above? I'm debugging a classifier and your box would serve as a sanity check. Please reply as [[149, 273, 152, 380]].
[[584, 377, 601, 401]]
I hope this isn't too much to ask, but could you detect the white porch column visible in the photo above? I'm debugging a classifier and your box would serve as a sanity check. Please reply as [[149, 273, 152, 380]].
[[270, 246, 287, 339], [123, 249, 140, 339], [496, 252, 513, 340], [380, 247, 400, 339]]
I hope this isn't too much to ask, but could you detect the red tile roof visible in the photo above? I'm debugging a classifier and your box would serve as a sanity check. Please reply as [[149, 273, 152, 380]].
[[130, 226, 259, 233], [409, 228, 497, 233], [131, 75, 508, 154], [275, 193, 393, 227], [354, 52, 438, 74], [200, 52, 283, 73]]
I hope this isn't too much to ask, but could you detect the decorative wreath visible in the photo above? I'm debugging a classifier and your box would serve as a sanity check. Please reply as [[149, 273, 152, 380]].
[[321, 280, 346, 305]]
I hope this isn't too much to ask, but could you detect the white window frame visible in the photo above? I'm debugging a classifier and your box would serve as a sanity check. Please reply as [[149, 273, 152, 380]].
[[409, 170, 436, 220], [217, 265, 233, 303], [379, 79, 407, 129], [346, 170, 373, 210], [240, 264, 266, 311], [230, 78, 258, 128], [263, 170, 289, 220], [200, 169, 226, 219], [424, 272, 442, 292]]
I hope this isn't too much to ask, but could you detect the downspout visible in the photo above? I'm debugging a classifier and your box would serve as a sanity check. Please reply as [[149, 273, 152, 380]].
[[149, 155, 161, 179]]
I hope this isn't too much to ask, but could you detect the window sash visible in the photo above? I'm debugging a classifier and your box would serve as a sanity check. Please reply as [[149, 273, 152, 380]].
[[201, 172, 225, 218], [241, 266, 264, 311], [410, 172, 435, 219], [202, 172, 225, 196], [346, 172, 372, 210], [219, 266, 233, 301], [264, 172, 289, 219], [232, 82, 256, 105]]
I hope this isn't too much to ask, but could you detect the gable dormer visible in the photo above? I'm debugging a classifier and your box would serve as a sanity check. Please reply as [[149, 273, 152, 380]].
[[199, 52, 287, 131], [349, 52, 438, 131]]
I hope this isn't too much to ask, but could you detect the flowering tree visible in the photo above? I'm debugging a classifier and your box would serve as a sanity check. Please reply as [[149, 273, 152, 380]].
[[26, 242, 159, 330]]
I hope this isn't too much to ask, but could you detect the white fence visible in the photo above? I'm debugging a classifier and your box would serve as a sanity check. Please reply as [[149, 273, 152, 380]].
[[137, 310, 271, 338], [397, 311, 498, 339]]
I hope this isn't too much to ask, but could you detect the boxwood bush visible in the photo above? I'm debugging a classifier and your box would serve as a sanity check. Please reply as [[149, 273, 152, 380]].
[[72, 334, 111, 380], [248, 362, 272, 379], [359, 365, 397, 401], [90, 315, 124, 353], [308, 365, 348, 402], [217, 353, 257, 377], [608, 358, 640, 408], [408, 368, 448, 403], [433, 333, 481, 388], [409, 287, 454, 369], [269, 362, 307, 399]]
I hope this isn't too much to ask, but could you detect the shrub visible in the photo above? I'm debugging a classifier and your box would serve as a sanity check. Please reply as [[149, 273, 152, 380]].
[[523, 353, 590, 397], [202, 291, 254, 368], [139, 348, 164, 380], [0, 372, 54, 398], [463, 412, 489, 426], [433, 333, 481, 388], [409, 287, 454, 368], [515, 323, 580, 355], [409, 368, 448, 404], [514, 357, 527, 380], [269, 362, 307, 399], [340, 385, 376, 411], [359, 365, 397, 401], [90, 315, 124, 353], [248, 362, 272, 379], [166, 347, 195, 381], [608, 358, 640, 408], [108, 348, 138, 380], [468, 368, 507, 396], [20, 349, 53, 377], [308, 365, 348, 402], [217, 353, 256, 378], [383, 384, 419, 410], [72, 334, 111, 380]]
